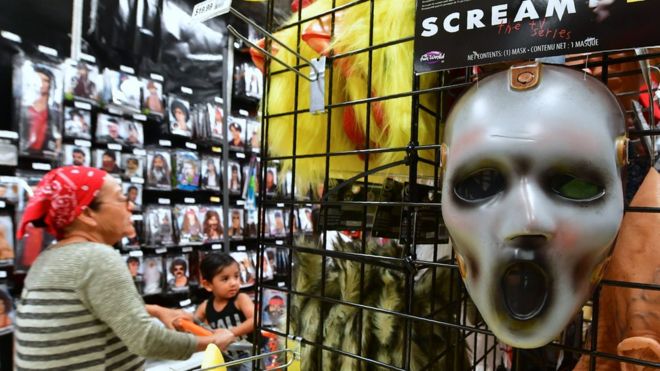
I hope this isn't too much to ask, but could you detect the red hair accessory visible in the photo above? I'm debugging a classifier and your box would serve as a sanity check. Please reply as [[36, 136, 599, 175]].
[[17, 166, 107, 240]]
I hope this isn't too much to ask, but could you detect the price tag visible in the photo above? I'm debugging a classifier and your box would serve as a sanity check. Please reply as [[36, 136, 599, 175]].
[[0, 201, 6, 209], [1, 30, 21, 43], [80, 53, 96, 63], [214, 97, 223, 104], [179, 299, 192, 307], [277, 203, 285, 208], [276, 240, 284, 246], [278, 282, 286, 288], [38, 45, 58, 57], [158, 198, 171, 205], [131, 177, 145, 184], [236, 153, 246, 159], [150, 73, 164, 82], [184, 197, 195, 204], [73, 101, 92, 110], [133, 149, 146, 156], [210, 196, 221, 203], [236, 200, 245, 206], [256, 157, 261, 162], [133, 114, 147, 122], [131, 215, 144, 221], [182, 246, 193, 253], [32, 163, 52, 171], [212, 244, 222, 250], [237, 245, 246, 251], [120, 65, 135, 74], [156, 248, 167, 254], [159, 140, 172, 147], [211, 146, 222, 153], [0, 271, 7, 279], [108, 143, 122, 151], [181, 86, 193, 95], [129, 250, 144, 257], [0, 131, 18, 140], [239, 109, 249, 117], [191, 0, 232, 22], [108, 108, 123, 115], [185, 142, 197, 150]]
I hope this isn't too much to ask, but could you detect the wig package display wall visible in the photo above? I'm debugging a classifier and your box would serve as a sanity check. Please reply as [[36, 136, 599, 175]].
[[255, 0, 440, 188], [289, 235, 469, 370]]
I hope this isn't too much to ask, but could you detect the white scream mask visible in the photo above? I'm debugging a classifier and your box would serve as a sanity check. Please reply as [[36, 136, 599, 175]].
[[441, 63, 626, 348]]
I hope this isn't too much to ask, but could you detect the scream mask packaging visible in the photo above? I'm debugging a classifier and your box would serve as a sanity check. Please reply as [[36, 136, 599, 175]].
[[441, 63, 626, 348]]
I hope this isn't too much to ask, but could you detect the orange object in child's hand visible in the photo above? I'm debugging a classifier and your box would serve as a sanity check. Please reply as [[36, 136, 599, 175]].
[[176, 319, 213, 336]]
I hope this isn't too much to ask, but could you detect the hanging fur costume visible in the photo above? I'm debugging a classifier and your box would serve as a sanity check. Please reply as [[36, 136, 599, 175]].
[[287, 235, 470, 370], [251, 0, 441, 188]]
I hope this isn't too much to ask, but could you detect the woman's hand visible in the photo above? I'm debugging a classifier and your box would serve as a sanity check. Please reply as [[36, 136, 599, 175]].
[[212, 328, 237, 351]]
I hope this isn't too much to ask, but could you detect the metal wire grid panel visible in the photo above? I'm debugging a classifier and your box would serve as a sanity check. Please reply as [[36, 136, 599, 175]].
[[247, 1, 660, 370]]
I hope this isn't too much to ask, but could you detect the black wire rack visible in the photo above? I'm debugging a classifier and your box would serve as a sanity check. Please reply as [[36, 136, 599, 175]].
[[250, 2, 660, 370]]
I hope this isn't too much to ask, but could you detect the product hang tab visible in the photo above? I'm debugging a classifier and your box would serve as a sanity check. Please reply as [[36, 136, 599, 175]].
[[309, 57, 326, 114]]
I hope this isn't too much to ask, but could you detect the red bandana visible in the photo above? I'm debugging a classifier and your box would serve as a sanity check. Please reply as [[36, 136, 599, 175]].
[[17, 166, 107, 240]]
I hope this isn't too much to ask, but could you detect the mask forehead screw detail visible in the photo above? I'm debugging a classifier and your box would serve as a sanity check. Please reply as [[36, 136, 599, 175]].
[[510, 62, 542, 90]]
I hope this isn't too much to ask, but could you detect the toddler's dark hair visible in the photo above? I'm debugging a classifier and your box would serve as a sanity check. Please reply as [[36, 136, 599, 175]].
[[200, 252, 238, 281]]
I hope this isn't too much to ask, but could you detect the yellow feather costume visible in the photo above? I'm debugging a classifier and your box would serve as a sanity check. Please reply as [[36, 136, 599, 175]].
[[259, 0, 440, 188]]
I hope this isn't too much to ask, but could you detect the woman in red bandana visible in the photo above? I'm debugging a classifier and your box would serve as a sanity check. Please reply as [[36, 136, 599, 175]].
[[14, 166, 235, 369]]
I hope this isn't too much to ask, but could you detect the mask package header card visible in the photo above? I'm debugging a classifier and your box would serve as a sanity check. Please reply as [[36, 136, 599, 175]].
[[413, 0, 660, 73]]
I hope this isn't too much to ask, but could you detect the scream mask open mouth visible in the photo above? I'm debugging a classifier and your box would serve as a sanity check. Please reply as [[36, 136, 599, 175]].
[[442, 63, 625, 348]]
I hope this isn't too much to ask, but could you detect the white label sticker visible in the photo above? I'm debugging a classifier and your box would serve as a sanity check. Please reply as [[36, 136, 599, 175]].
[[239, 109, 249, 117], [236, 153, 246, 159], [74, 101, 92, 110], [150, 73, 164, 82], [108, 143, 122, 151], [236, 200, 245, 206], [277, 203, 285, 208], [306, 204, 313, 207], [278, 282, 286, 287], [212, 244, 222, 250], [108, 108, 123, 115], [1, 30, 21, 43], [80, 53, 96, 63], [276, 240, 284, 245], [237, 245, 246, 251], [181, 86, 193, 94], [32, 163, 52, 171], [191, 0, 232, 22], [131, 177, 145, 184], [129, 250, 144, 257], [256, 158, 261, 162], [133, 149, 146, 156], [38, 45, 58, 57], [120, 65, 135, 74], [179, 299, 192, 307], [182, 246, 193, 253], [133, 114, 147, 122], [0, 271, 7, 278], [0, 201, 6, 208], [185, 142, 197, 150], [159, 140, 172, 147], [156, 248, 167, 254], [184, 197, 195, 204], [131, 215, 144, 221], [214, 97, 223, 104], [158, 198, 171, 205], [0, 130, 18, 139]]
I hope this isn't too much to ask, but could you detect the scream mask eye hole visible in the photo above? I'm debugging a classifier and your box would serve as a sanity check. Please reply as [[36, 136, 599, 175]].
[[454, 168, 505, 202], [549, 174, 604, 201]]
